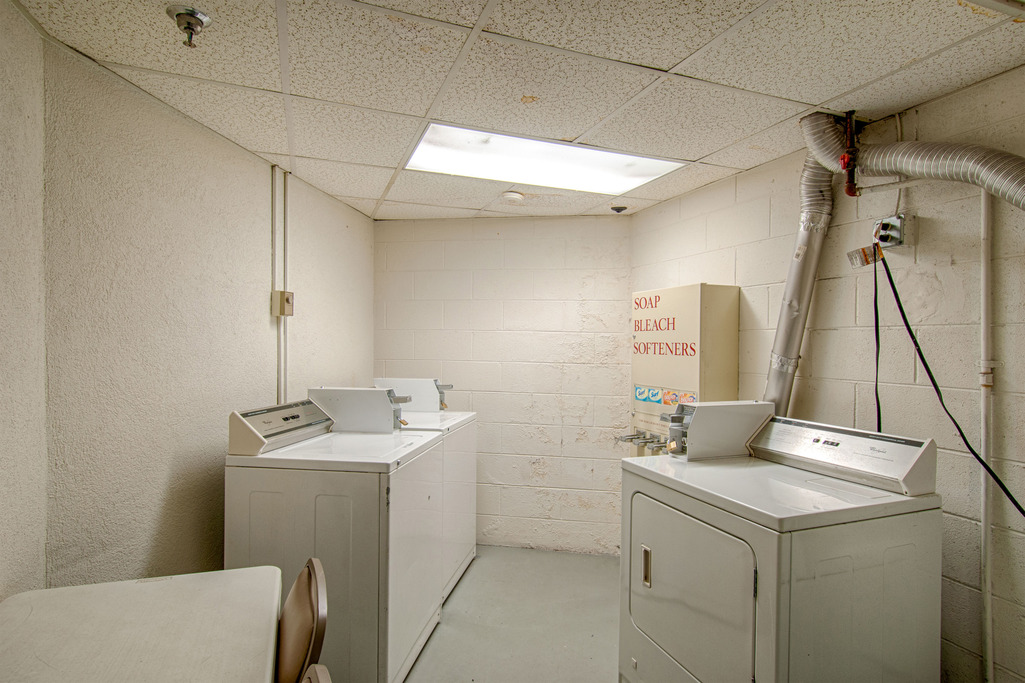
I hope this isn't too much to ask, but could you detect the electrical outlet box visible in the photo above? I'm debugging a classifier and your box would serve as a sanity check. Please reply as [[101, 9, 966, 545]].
[[873, 213, 914, 249], [271, 290, 294, 317]]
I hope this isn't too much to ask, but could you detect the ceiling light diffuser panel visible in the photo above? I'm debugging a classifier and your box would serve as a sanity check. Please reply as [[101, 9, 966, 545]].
[[406, 123, 685, 195]]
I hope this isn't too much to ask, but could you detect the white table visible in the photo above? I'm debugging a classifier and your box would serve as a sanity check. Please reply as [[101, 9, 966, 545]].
[[0, 565, 281, 682]]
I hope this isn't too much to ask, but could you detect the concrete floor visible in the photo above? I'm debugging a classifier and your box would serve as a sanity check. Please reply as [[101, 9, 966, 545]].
[[406, 545, 621, 683]]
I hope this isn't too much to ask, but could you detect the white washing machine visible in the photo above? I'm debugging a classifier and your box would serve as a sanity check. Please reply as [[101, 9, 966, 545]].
[[315, 381, 479, 602], [224, 399, 444, 683], [619, 411, 943, 683], [373, 378, 477, 600]]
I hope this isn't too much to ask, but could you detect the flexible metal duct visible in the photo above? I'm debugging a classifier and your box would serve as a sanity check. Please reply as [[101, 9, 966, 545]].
[[764, 112, 1025, 415]]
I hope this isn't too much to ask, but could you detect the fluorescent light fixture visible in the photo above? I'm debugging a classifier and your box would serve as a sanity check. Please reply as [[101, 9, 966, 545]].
[[967, 0, 1025, 16], [406, 123, 684, 195]]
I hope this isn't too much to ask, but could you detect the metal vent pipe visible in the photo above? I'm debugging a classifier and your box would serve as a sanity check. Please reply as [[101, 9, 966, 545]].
[[764, 112, 1025, 415]]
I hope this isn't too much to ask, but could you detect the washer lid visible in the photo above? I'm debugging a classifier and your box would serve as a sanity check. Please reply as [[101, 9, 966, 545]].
[[622, 455, 941, 532], [225, 430, 442, 473], [399, 411, 475, 433]]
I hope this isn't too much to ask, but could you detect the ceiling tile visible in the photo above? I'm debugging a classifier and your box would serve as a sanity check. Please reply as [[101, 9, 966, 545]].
[[482, 184, 612, 215], [288, 158, 395, 198], [676, 0, 1004, 105], [23, 0, 282, 90], [626, 163, 738, 201], [375, 202, 480, 220], [826, 20, 1025, 122], [359, 0, 487, 27], [700, 115, 809, 170], [582, 77, 806, 161], [337, 197, 378, 216], [386, 170, 513, 208], [107, 67, 289, 154], [287, 0, 468, 115], [290, 98, 423, 166], [485, 0, 764, 70], [433, 35, 658, 141]]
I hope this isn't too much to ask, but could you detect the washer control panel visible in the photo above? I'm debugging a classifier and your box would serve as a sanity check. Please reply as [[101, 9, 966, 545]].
[[229, 400, 333, 456], [749, 417, 937, 495]]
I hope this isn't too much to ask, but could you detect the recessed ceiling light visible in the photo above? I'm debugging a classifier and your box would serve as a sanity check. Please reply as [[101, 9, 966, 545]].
[[406, 123, 684, 196]]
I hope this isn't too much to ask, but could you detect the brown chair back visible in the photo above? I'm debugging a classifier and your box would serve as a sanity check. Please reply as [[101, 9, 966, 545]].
[[276, 558, 327, 683]]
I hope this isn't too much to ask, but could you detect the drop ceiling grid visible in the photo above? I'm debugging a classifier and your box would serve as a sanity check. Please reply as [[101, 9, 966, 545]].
[[482, 0, 768, 70], [582, 76, 808, 161], [825, 19, 1025, 121], [430, 33, 662, 142], [288, 98, 424, 166], [107, 66, 290, 155], [338, 197, 380, 216], [359, 0, 488, 27], [387, 170, 515, 208], [376, 202, 481, 220], [625, 163, 740, 202], [675, 0, 1006, 105], [20, 0, 283, 91], [285, 0, 469, 115], [283, 157, 397, 198], [700, 115, 810, 170], [17, 0, 1025, 221]]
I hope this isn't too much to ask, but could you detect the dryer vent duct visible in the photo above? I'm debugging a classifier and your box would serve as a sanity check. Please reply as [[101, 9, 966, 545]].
[[764, 112, 1025, 416]]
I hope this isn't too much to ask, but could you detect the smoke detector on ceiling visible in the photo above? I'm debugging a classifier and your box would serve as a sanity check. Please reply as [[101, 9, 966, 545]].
[[166, 5, 212, 48]]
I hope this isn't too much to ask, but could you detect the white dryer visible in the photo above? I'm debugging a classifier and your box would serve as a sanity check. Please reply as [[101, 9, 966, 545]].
[[620, 414, 942, 683], [224, 400, 444, 683], [373, 378, 478, 600]]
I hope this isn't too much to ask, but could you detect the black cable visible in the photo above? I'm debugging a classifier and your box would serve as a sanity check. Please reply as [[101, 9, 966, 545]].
[[880, 254, 1025, 519], [873, 251, 882, 432]]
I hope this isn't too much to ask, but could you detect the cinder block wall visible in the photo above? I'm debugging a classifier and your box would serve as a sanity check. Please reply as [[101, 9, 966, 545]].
[[373, 65, 1025, 683], [631, 65, 1025, 683], [374, 217, 633, 553]]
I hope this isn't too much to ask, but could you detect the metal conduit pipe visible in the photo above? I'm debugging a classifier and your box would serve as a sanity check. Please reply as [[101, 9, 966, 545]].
[[764, 112, 1025, 415]]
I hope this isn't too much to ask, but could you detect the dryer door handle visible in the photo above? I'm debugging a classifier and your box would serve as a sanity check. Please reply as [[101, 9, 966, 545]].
[[641, 545, 652, 588]]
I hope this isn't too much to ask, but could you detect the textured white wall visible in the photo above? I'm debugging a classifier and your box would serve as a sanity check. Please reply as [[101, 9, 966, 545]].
[[43, 44, 277, 584], [374, 217, 632, 553], [631, 65, 1025, 683], [0, 0, 46, 600], [286, 176, 375, 397], [40, 44, 375, 587]]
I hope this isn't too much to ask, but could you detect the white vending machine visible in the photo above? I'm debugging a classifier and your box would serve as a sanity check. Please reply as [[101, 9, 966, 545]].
[[619, 406, 942, 683]]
